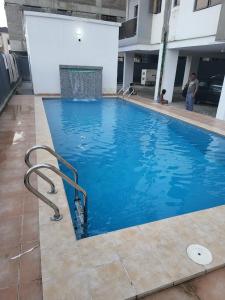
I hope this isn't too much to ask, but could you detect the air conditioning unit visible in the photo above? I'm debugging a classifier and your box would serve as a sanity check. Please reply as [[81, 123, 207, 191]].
[[141, 69, 157, 86]]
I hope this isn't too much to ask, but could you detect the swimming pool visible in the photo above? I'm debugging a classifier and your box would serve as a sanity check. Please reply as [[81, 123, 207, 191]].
[[44, 98, 225, 238]]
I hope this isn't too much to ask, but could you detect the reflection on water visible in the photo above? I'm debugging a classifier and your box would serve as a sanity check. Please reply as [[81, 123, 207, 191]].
[[44, 98, 225, 237]]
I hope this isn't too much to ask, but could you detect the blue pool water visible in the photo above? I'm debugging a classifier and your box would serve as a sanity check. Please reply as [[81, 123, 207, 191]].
[[44, 98, 225, 237]]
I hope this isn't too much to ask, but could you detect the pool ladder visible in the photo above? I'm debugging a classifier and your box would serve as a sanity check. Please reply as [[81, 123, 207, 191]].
[[24, 145, 88, 235], [118, 86, 135, 98]]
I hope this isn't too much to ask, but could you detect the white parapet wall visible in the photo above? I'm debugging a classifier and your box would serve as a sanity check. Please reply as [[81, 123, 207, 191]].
[[24, 11, 120, 95]]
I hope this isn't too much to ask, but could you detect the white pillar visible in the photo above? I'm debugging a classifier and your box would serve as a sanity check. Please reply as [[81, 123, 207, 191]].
[[126, 0, 129, 19], [154, 47, 179, 103], [161, 49, 179, 103], [154, 44, 164, 101], [216, 76, 225, 120], [123, 52, 134, 89], [182, 56, 200, 89]]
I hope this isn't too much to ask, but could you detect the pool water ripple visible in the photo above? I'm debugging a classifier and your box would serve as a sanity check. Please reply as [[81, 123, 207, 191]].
[[44, 98, 225, 237]]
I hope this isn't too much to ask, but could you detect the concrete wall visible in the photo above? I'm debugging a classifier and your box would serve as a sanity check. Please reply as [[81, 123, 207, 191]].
[[150, 0, 165, 45], [168, 0, 222, 42], [137, 0, 152, 44], [125, 0, 164, 45], [24, 11, 120, 95], [5, 0, 126, 52], [120, 0, 152, 47], [124, 0, 222, 47], [127, 0, 139, 19]]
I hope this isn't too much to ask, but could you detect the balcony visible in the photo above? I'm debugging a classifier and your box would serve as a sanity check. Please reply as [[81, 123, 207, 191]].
[[119, 18, 137, 40]]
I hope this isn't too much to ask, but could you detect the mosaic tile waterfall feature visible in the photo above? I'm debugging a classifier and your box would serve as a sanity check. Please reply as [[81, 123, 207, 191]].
[[60, 65, 102, 99]]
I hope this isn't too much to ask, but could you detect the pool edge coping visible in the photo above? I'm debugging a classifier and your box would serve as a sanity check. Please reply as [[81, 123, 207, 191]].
[[35, 96, 225, 300], [122, 96, 225, 138]]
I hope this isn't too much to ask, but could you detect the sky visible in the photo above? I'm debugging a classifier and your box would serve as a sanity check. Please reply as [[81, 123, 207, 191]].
[[0, 0, 7, 27]]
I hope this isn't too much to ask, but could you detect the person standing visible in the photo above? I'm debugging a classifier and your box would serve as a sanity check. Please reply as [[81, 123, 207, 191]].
[[185, 73, 199, 111]]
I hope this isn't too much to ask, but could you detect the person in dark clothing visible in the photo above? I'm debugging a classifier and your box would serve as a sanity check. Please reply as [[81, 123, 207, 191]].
[[159, 89, 168, 105]]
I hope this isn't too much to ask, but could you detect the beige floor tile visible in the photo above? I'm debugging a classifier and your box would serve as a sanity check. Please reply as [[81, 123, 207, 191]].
[[77, 234, 120, 268], [89, 261, 136, 300], [41, 241, 82, 282], [121, 250, 172, 298], [109, 226, 142, 246], [44, 269, 92, 300]]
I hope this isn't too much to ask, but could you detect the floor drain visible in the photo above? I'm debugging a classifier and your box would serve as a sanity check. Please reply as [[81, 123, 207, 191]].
[[187, 244, 213, 265]]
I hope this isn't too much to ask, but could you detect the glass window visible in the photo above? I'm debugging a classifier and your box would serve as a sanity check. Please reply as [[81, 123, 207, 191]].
[[134, 5, 138, 18], [210, 0, 222, 6], [101, 15, 117, 22], [153, 0, 162, 14], [195, 0, 222, 10], [195, 0, 209, 10]]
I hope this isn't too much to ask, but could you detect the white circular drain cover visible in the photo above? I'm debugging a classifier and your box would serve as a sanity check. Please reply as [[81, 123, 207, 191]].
[[187, 244, 213, 265]]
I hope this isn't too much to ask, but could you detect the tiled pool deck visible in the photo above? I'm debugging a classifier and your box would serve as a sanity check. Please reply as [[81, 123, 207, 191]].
[[0, 95, 42, 299], [1, 95, 225, 299], [36, 95, 225, 300]]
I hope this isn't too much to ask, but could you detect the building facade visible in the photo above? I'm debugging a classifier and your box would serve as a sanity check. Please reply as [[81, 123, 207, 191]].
[[5, 0, 126, 52], [24, 11, 120, 95], [0, 27, 10, 53], [119, 0, 225, 120]]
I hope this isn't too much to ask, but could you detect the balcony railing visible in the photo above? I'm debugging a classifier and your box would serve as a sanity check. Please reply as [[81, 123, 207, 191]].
[[119, 17, 137, 40]]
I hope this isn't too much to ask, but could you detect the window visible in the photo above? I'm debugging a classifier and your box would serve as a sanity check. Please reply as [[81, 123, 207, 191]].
[[195, 0, 222, 10], [153, 0, 162, 14], [134, 55, 142, 63], [174, 0, 180, 6], [134, 5, 138, 18], [210, 0, 223, 5], [57, 9, 72, 15], [150, 0, 162, 14], [101, 15, 117, 22]]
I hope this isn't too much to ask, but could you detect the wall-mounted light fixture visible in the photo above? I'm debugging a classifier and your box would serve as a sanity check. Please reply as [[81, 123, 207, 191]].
[[76, 28, 83, 42]]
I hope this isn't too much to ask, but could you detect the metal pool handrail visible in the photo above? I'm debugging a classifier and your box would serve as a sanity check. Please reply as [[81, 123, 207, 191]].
[[25, 145, 79, 199], [118, 87, 125, 95], [128, 88, 135, 97], [24, 163, 87, 223]]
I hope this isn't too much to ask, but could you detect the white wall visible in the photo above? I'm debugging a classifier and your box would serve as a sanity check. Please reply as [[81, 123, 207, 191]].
[[124, 0, 222, 48], [216, 76, 225, 120], [123, 52, 134, 89], [127, 0, 139, 20], [161, 49, 179, 102], [169, 0, 222, 42], [150, 0, 166, 45], [24, 11, 120, 95]]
